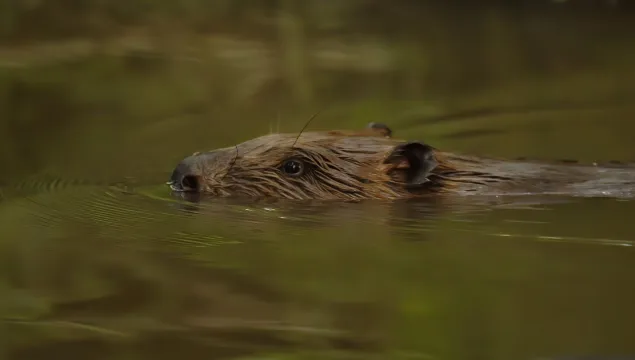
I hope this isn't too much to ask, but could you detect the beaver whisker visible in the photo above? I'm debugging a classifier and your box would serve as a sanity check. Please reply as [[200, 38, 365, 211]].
[[291, 110, 323, 148]]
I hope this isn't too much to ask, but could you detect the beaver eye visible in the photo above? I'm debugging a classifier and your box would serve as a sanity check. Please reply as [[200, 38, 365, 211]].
[[281, 159, 305, 177]]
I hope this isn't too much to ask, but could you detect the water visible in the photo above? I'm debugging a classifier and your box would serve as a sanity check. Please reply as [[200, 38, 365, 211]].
[[2, 184, 635, 360], [2, 2, 635, 360]]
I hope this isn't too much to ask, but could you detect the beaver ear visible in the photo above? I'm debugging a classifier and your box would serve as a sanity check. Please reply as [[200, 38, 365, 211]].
[[366, 122, 392, 138], [385, 142, 438, 186]]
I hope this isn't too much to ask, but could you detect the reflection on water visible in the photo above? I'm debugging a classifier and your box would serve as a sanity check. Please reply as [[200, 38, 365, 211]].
[[2, 1, 635, 359], [2, 180, 635, 359]]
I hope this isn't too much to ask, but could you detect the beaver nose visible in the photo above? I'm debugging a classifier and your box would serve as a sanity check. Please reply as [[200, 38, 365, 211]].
[[168, 156, 202, 192]]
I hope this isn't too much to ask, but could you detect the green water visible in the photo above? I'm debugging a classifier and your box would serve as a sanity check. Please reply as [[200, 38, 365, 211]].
[[2, 2, 635, 360]]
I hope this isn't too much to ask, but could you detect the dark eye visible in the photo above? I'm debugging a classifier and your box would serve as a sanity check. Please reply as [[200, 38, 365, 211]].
[[281, 158, 305, 177]]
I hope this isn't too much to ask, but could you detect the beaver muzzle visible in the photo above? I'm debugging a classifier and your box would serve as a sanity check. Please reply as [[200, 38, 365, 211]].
[[168, 154, 205, 192]]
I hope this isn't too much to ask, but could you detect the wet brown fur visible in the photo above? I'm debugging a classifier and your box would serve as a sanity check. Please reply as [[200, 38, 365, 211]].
[[173, 127, 428, 200], [169, 124, 635, 200]]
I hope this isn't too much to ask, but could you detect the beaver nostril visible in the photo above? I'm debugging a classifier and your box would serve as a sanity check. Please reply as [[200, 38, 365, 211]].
[[181, 175, 200, 191]]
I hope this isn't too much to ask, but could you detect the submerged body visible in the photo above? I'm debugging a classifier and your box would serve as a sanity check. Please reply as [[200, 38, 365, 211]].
[[168, 123, 635, 200]]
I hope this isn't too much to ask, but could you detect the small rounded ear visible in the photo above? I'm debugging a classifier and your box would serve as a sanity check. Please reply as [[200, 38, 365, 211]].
[[366, 122, 392, 138], [384, 141, 438, 187]]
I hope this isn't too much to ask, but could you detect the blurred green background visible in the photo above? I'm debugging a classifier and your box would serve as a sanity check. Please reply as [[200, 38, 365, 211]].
[[2, 0, 635, 184], [1, 1, 635, 360]]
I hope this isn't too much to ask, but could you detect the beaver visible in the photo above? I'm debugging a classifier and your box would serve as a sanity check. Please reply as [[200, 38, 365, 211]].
[[168, 123, 635, 200]]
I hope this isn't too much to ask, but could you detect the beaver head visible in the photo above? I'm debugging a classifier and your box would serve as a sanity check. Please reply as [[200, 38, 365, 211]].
[[168, 123, 448, 200]]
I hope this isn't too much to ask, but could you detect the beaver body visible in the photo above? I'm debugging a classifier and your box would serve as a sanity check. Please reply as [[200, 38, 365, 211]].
[[168, 123, 635, 200]]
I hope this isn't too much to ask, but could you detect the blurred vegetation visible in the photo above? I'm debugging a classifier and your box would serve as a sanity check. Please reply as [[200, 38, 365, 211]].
[[1, 2, 634, 188], [2, 0, 635, 92]]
